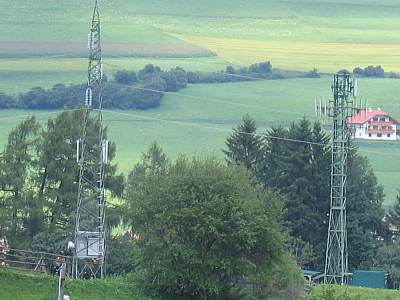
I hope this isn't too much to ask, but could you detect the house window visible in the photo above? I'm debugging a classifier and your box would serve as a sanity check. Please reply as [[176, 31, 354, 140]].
[[388, 134, 391, 138], [380, 118, 386, 122], [373, 125, 378, 129], [369, 134, 372, 137], [377, 133, 382, 138], [373, 118, 379, 122], [388, 126, 392, 130]]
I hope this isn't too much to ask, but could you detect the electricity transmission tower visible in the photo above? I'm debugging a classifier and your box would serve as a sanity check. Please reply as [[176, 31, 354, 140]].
[[324, 73, 357, 285], [73, 0, 108, 279]]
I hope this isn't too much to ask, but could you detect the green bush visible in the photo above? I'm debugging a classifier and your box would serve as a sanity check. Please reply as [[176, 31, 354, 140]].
[[124, 145, 303, 299]]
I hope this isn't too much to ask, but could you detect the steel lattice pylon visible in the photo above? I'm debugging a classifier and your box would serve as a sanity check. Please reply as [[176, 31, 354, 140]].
[[324, 73, 356, 285], [73, 0, 108, 279]]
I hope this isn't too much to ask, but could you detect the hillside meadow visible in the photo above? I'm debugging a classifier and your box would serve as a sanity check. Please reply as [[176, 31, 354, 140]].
[[0, 76, 398, 203], [0, 269, 150, 300], [2, 269, 400, 300]]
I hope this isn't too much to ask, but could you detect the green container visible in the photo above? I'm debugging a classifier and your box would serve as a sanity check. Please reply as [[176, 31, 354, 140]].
[[350, 270, 387, 289]]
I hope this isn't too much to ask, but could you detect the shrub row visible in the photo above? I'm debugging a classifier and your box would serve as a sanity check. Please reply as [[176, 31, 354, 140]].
[[0, 62, 320, 110]]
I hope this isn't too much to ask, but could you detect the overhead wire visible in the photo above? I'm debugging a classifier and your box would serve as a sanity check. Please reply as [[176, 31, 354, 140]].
[[0, 99, 397, 158], [0, 91, 396, 158], [109, 82, 313, 118], [0, 108, 85, 122], [1, 56, 318, 118], [102, 109, 400, 157], [0, 47, 398, 157]]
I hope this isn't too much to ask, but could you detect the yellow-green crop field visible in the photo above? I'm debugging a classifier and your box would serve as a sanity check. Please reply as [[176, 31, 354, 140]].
[[2, 0, 400, 72], [178, 35, 400, 73]]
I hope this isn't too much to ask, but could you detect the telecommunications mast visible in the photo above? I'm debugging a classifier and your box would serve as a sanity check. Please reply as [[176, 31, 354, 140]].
[[73, 0, 108, 279], [324, 72, 358, 285]]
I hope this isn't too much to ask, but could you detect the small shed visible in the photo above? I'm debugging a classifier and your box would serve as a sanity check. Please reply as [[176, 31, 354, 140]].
[[303, 269, 324, 285], [349, 270, 388, 289]]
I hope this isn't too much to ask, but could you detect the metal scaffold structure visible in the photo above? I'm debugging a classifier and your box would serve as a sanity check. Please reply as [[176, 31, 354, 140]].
[[324, 73, 357, 285], [73, 0, 108, 279]]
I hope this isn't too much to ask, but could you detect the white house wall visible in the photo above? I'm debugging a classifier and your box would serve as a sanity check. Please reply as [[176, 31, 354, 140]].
[[351, 124, 397, 141]]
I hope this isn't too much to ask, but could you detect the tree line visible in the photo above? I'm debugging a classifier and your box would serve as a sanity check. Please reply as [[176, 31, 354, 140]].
[[1, 111, 398, 298], [0, 110, 124, 253], [223, 116, 387, 271], [0, 62, 320, 111], [0, 111, 304, 298], [348, 65, 400, 78]]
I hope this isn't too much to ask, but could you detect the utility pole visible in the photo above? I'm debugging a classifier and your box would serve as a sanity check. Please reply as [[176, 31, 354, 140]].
[[73, 0, 108, 279], [58, 263, 67, 300], [324, 73, 357, 285]]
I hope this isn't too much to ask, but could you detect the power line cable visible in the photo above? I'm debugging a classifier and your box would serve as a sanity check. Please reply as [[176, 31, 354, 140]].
[[0, 106, 397, 158], [0, 107, 396, 158], [0, 108, 85, 122], [109, 82, 313, 117], [0, 96, 396, 157], [102, 109, 400, 157]]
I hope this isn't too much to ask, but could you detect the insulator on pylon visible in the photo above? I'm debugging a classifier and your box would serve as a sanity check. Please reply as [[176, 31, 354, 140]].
[[96, 63, 103, 79], [76, 139, 82, 163], [85, 88, 93, 108], [88, 31, 93, 49], [101, 140, 109, 164], [353, 78, 358, 98]]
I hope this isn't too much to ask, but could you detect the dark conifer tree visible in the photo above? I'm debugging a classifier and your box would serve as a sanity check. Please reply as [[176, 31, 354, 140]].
[[257, 126, 289, 189], [347, 151, 385, 269], [223, 114, 261, 174]]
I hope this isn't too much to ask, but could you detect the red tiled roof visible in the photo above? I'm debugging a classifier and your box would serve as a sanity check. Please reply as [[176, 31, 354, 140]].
[[348, 109, 397, 124]]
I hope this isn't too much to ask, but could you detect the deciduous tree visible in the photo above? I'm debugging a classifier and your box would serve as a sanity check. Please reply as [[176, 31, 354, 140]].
[[125, 147, 302, 299]]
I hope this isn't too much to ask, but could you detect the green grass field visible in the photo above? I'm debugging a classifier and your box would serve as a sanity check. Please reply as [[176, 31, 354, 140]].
[[0, 269, 150, 300], [101, 76, 400, 204], [0, 0, 399, 202], [312, 284, 400, 300], [3, 269, 400, 300], [0, 76, 398, 203]]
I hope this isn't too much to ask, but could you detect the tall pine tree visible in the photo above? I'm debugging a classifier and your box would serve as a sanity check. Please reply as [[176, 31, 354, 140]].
[[347, 150, 385, 269], [223, 114, 261, 174], [224, 116, 385, 270]]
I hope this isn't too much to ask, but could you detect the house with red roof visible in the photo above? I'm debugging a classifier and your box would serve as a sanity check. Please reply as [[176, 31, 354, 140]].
[[348, 108, 398, 141]]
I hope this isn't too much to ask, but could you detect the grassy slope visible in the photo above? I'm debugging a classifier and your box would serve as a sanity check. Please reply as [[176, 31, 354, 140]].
[[0, 0, 398, 202], [102, 77, 400, 204], [0, 76, 398, 203], [2, 269, 400, 300], [312, 284, 400, 300], [0, 269, 150, 300]]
